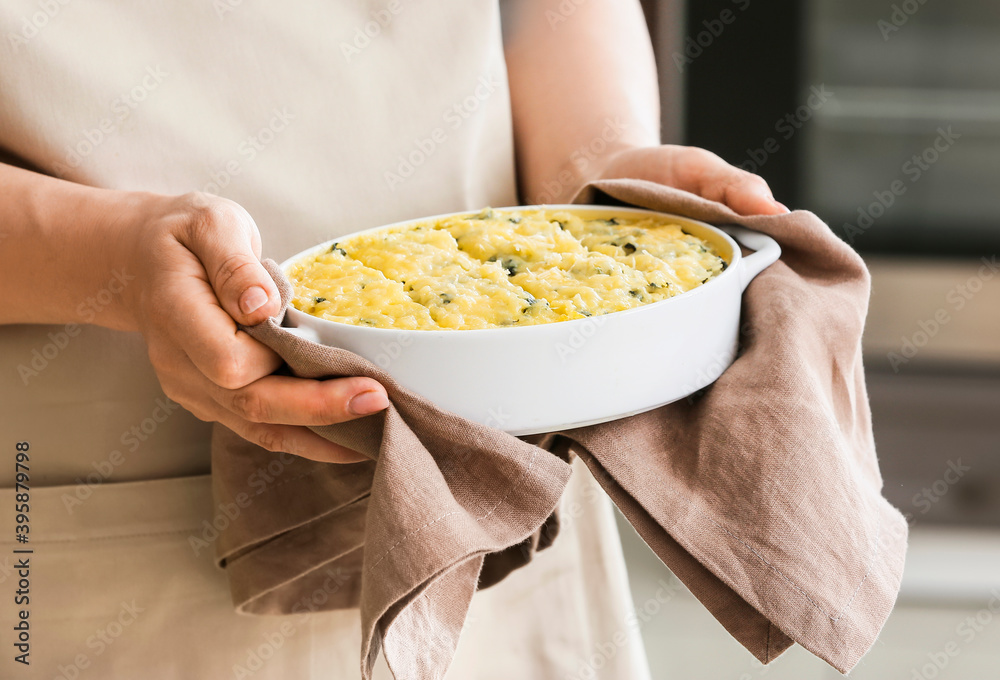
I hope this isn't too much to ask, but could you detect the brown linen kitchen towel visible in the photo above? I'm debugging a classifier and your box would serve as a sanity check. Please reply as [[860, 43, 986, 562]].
[[212, 178, 908, 678], [210, 287, 574, 680], [563, 179, 909, 671]]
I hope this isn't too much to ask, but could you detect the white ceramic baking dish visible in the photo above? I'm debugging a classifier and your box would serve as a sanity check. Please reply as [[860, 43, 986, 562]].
[[280, 205, 780, 435]]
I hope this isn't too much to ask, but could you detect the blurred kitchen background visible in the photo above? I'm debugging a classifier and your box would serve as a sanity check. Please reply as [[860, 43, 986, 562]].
[[617, 0, 1000, 677]]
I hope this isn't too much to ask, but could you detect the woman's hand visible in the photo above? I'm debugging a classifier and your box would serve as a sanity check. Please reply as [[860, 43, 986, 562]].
[[115, 191, 387, 463], [1, 164, 384, 463], [596, 145, 790, 217]]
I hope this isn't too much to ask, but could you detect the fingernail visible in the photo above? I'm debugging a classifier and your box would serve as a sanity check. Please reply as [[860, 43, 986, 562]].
[[240, 286, 269, 314], [774, 201, 791, 213], [349, 390, 390, 416]]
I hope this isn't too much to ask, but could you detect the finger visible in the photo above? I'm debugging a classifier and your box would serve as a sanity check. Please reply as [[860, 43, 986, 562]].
[[155, 348, 369, 463], [663, 147, 788, 216], [719, 178, 790, 217], [217, 374, 390, 427], [149, 333, 278, 418], [159, 270, 284, 389], [226, 419, 369, 464], [178, 193, 282, 326]]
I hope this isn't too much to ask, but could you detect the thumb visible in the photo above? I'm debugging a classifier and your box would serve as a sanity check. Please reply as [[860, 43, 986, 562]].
[[726, 187, 790, 217], [186, 201, 282, 326]]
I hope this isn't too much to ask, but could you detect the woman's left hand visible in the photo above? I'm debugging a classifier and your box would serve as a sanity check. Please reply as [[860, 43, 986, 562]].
[[596, 145, 790, 217]]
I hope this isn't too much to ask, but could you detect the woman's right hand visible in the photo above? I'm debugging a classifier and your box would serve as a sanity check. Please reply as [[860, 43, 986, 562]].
[[114, 191, 388, 463]]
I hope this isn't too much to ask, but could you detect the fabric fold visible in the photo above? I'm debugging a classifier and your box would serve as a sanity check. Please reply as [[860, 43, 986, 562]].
[[213, 266, 572, 679], [212, 179, 908, 678]]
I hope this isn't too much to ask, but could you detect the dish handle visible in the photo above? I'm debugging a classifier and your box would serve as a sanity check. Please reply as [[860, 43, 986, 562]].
[[721, 226, 782, 292]]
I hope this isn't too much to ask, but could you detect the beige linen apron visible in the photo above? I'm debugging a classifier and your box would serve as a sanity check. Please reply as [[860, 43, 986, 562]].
[[0, 1, 651, 677]]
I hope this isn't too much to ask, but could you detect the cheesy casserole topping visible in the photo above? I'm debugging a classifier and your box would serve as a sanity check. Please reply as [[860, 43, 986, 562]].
[[288, 209, 727, 330]]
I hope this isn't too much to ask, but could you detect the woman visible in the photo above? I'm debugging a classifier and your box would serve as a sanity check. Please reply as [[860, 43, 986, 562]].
[[0, 0, 785, 676]]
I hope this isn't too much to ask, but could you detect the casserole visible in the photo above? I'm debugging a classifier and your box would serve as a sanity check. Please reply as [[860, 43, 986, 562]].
[[280, 205, 780, 435]]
